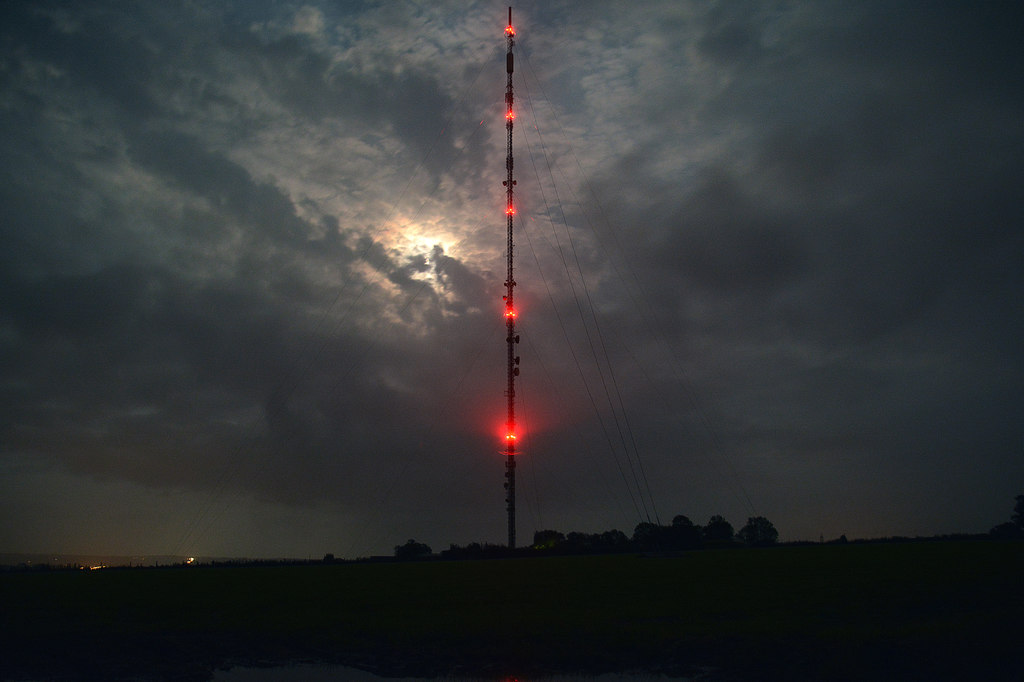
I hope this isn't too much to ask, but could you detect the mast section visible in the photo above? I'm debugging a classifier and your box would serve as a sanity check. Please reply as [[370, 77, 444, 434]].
[[502, 7, 518, 549]]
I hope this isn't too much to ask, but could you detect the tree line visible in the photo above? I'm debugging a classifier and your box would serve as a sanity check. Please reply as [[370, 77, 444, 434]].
[[535, 514, 779, 555], [395, 514, 779, 560], [989, 494, 1024, 539], [396, 494, 1024, 560]]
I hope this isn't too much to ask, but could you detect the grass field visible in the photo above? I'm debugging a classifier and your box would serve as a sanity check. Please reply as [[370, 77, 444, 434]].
[[2, 540, 1022, 680]]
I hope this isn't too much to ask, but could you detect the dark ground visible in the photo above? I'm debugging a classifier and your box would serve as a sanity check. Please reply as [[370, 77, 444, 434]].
[[2, 540, 1022, 681]]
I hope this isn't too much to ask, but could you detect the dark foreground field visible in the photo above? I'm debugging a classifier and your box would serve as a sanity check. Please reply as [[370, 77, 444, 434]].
[[2, 540, 1022, 681]]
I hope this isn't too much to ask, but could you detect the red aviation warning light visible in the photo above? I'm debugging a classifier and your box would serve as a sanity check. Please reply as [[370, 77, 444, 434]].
[[504, 420, 518, 448], [505, 307, 517, 319], [505, 7, 515, 37]]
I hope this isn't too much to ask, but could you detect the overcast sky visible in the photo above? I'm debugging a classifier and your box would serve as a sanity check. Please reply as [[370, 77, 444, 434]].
[[2, 1, 1022, 559]]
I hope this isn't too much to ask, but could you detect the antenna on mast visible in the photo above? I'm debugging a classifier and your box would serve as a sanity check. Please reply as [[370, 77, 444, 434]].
[[501, 6, 518, 549]]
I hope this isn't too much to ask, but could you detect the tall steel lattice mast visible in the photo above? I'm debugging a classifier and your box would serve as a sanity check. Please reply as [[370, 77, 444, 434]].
[[501, 7, 519, 549]]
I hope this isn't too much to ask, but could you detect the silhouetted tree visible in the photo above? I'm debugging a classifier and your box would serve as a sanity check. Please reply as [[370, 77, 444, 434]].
[[533, 530, 565, 550], [440, 542, 512, 559], [703, 515, 734, 544], [669, 515, 702, 549], [633, 522, 669, 551], [737, 516, 779, 547], [990, 522, 1022, 539], [565, 531, 592, 551], [989, 495, 1024, 538], [394, 539, 432, 560], [322, 553, 336, 564], [597, 529, 630, 550]]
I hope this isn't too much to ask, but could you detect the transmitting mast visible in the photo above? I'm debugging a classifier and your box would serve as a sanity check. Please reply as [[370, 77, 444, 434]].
[[501, 7, 519, 549]]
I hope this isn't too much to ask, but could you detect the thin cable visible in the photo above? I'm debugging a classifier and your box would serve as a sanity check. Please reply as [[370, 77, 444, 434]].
[[520, 51, 755, 519], [516, 131, 646, 524], [516, 200, 636, 529], [518, 74, 653, 524]]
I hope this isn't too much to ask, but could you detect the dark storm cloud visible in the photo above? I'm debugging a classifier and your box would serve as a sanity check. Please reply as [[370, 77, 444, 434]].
[[1, 264, 149, 337], [655, 169, 806, 295], [0, 253, 456, 510], [543, 0, 1024, 537], [1, 4, 162, 118], [1, 0, 1021, 557], [432, 244, 490, 315], [589, 1, 1024, 346], [129, 131, 316, 248], [226, 28, 461, 170]]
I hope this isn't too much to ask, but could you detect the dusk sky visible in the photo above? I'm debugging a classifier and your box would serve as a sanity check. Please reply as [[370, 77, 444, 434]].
[[2, 1, 1022, 559]]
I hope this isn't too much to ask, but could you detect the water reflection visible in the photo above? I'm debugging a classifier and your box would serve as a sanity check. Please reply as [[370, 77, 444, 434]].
[[213, 663, 677, 681]]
